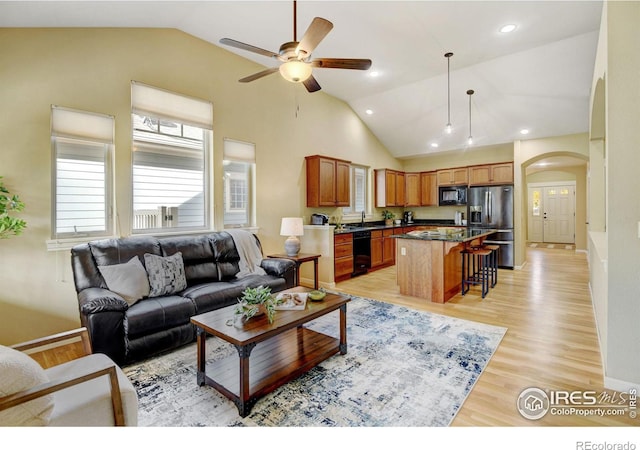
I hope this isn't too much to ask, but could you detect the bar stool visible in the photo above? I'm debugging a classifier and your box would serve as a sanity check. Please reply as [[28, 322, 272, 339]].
[[483, 244, 499, 288], [461, 247, 492, 298]]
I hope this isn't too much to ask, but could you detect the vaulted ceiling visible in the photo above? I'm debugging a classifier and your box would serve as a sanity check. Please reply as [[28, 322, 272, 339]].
[[1, 1, 602, 160]]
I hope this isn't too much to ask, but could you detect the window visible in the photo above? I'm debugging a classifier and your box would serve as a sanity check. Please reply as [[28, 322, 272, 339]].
[[223, 139, 255, 228], [131, 82, 213, 233], [51, 106, 114, 238], [343, 165, 368, 215]]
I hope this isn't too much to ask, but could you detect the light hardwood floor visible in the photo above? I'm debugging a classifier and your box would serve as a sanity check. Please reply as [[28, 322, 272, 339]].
[[30, 246, 636, 426], [334, 246, 637, 426]]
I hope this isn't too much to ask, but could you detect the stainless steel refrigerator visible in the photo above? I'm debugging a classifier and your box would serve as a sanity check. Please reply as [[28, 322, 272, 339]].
[[467, 185, 514, 268]]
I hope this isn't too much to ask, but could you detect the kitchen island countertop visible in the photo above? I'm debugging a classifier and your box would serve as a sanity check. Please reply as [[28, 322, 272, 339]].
[[391, 228, 496, 243]]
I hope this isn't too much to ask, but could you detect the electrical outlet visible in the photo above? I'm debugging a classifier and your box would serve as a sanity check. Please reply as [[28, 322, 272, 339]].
[[401, 247, 406, 256]]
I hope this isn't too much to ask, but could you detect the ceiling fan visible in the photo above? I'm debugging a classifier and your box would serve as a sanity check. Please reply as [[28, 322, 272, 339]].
[[219, 0, 372, 93]]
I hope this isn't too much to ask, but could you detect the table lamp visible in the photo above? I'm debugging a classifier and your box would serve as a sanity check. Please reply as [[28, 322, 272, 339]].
[[280, 217, 304, 256]]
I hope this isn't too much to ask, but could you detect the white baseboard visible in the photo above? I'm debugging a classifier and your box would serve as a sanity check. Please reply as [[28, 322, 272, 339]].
[[604, 376, 640, 394]]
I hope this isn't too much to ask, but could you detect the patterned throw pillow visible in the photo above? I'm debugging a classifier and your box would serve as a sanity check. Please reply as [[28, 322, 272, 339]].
[[144, 252, 187, 297]]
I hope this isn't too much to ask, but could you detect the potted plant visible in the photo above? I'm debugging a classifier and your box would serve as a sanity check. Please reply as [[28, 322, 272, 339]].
[[382, 210, 395, 226], [0, 177, 26, 239], [235, 285, 277, 324]]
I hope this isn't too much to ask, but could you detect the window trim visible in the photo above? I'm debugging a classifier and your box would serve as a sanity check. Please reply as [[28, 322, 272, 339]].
[[50, 106, 115, 241], [342, 164, 370, 219], [131, 114, 212, 235]]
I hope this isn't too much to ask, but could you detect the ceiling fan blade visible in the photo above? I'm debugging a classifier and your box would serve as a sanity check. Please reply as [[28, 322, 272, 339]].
[[303, 75, 322, 93], [297, 17, 334, 55], [239, 67, 280, 83], [219, 38, 278, 59], [311, 58, 373, 70]]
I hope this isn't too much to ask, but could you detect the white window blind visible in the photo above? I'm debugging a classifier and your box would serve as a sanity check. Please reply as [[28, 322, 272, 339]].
[[223, 139, 255, 228], [131, 81, 213, 130], [51, 106, 114, 238], [131, 83, 213, 233]]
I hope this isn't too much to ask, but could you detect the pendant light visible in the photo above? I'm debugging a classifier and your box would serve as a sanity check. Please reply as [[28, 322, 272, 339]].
[[467, 89, 474, 145], [444, 52, 453, 134]]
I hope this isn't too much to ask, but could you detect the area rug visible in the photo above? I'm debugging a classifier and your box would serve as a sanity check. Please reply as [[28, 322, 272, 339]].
[[123, 295, 506, 427]]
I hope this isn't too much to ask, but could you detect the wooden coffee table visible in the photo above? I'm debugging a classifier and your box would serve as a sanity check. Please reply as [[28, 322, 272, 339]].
[[190, 286, 350, 417]]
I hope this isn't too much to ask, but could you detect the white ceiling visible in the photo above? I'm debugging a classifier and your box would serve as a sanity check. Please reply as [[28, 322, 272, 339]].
[[0, 0, 602, 160]]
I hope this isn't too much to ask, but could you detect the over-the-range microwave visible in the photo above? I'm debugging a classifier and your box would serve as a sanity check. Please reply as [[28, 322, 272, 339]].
[[438, 185, 467, 206]]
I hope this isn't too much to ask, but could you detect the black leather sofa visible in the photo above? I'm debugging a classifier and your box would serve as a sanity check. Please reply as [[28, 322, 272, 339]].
[[70, 231, 296, 365]]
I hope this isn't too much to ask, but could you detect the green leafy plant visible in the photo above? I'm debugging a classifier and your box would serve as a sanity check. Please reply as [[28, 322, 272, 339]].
[[381, 210, 395, 220], [0, 177, 26, 239], [235, 285, 277, 324]]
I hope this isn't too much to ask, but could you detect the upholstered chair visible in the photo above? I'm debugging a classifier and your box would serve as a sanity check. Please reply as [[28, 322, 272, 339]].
[[0, 328, 138, 426]]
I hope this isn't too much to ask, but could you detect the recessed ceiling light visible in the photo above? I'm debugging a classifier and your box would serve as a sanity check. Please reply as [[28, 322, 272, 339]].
[[369, 71, 380, 78], [365, 109, 374, 115], [430, 142, 439, 148], [500, 24, 517, 33], [520, 128, 530, 135]]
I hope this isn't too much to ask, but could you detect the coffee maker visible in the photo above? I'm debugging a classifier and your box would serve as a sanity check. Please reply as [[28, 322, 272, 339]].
[[403, 211, 414, 224]]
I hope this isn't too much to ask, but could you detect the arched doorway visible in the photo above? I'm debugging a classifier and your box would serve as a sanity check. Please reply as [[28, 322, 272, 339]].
[[522, 152, 589, 247]]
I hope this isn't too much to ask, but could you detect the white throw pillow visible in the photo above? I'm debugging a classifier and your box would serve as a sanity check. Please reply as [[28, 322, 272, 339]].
[[144, 252, 187, 297], [0, 345, 54, 426], [98, 256, 150, 306]]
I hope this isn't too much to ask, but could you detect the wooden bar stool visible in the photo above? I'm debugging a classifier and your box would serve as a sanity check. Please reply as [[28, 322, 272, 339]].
[[483, 244, 499, 287], [461, 247, 492, 298]]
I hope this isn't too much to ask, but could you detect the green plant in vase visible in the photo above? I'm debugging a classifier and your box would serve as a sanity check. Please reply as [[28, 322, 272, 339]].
[[0, 177, 26, 239], [382, 209, 395, 225], [235, 285, 277, 324]]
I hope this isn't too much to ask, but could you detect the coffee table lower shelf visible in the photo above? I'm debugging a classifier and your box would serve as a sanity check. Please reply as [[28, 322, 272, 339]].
[[197, 326, 342, 417]]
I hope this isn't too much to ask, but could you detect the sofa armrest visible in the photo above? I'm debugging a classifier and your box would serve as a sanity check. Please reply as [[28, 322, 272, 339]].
[[261, 257, 295, 277], [78, 288, 129, 315]]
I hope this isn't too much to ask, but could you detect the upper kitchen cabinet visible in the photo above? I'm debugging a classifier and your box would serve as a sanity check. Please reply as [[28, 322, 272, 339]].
[[404, 172, 421, 207], [468, 162, 514, 186], [375, 169, 405, 207], [420, 171, 438, 206], [437, 167, 468, 186], [306, 155, 351, 207]]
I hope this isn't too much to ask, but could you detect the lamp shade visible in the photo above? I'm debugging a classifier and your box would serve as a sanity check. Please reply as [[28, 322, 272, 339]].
[[280, 217, 304, 236], [279, 61, 313, 83]]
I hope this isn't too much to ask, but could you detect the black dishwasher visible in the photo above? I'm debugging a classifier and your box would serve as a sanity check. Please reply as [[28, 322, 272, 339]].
[[352, 230, 371, 276]]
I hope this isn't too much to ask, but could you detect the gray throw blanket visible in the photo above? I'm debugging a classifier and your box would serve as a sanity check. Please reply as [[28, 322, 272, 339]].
[[226, 229, 267, 278]]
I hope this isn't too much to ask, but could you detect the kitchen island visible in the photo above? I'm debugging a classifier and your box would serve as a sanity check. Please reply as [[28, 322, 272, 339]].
[[393, 228, 496, 303]]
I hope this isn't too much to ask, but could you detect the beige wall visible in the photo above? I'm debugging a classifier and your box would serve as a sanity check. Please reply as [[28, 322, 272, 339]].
[[0, 28, 398, 344], [596, 1, 640, 389]]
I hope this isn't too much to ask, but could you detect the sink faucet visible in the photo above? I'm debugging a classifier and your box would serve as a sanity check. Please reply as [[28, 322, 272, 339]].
[[361, 210, 365, 227]]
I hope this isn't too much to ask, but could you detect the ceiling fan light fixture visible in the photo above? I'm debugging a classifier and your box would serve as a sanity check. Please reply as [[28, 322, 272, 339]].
[[279, 60, 313, 83]]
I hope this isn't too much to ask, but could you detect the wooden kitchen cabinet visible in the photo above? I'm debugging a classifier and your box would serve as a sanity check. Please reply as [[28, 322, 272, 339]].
[[404, 172, 421, 206], [468, 162, 514, 185], [306, 155, 351, 207], [370, 230, 384, 268], [437, 167, 468, 186], [382, 229, 395, 265], [420, 171, 438, 206], [334, 233, 354, 282], [375, 169, 406, 207]]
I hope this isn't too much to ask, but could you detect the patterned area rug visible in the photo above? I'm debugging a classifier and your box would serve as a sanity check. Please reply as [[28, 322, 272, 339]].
[[124, 295, 506, 427]]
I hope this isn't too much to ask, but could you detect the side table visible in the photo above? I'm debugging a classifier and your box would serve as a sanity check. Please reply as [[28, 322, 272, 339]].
[[267, 253, 321, 289]]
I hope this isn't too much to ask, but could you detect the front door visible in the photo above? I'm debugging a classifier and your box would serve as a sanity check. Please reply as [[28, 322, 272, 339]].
[[527, 183, 575, 244]]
